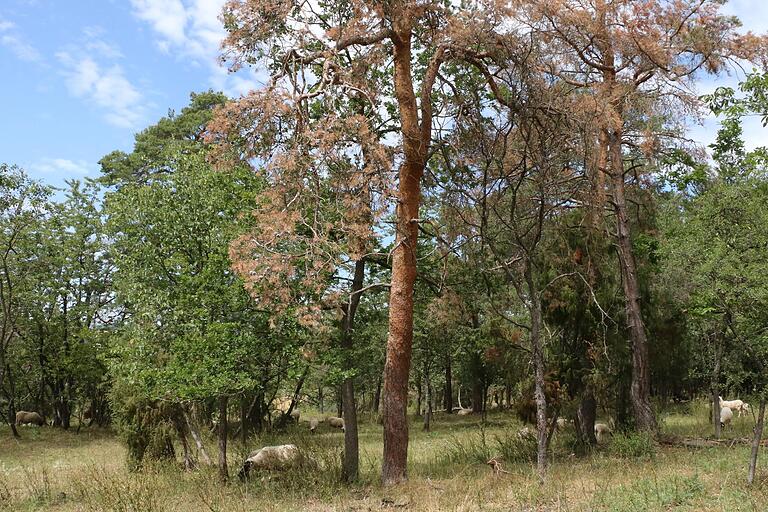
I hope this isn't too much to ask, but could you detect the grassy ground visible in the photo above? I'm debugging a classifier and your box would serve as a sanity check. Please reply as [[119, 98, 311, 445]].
[[1, 402, 767, 511]]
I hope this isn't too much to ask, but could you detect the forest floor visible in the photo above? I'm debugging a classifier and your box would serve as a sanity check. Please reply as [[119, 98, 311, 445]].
[[1, 402, 767, 511]]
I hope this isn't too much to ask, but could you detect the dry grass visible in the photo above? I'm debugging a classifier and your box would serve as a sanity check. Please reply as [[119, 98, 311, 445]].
[[1, 401, 767, 511]]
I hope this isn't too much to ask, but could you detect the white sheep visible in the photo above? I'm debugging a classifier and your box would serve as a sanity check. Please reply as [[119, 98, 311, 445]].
[[309, 418, 319, 434], [719, 396, 746, 415], [290, 410, 300, 423], [238, 444, 303, 480], [720, 406, 733, 428], [594, 422, 612, 442], [456, 408, 473, 416], [556, 418, 573, 430]]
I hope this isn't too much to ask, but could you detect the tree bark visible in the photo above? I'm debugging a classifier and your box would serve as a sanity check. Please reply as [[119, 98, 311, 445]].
[[382, 18, 424, 486], [577, 389, 597, 446], [443, 356, 452, 413], [606, 123, 657, 432], [183, 409, 211, 464], [747, 399, 766, 485], [528, 270, 548, 480], [711, 324, 725, 438], [240, 394, 249, 448], [341, 258, 365, 483], [372, 377, 381, 413], [218, 396, 229, 482], [423, 361, 432, 432]]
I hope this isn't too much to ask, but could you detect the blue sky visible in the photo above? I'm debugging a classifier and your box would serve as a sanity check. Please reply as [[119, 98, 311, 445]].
[[0, 0, 262, 190], [1, 0, 767, 191]]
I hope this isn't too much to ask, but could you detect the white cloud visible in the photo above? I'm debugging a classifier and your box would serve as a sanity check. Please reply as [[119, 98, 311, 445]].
[[0, 16, 41, 62], [58, 52, 145, 128], [30, 158, 93, 176], [129, 0, 265, 96], [130, 0, 190, 49]]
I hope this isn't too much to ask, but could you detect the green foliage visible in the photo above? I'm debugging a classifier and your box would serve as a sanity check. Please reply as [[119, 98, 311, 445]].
[[99, 91, 228, 187], [610, 431, 657, 460]]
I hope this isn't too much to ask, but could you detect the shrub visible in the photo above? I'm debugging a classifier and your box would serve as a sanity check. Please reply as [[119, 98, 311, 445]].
[[610, 431, 656, 459]]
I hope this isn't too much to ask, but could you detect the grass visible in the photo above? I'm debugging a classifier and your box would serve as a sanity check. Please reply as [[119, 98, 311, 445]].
[[1, 401, 767, 511]]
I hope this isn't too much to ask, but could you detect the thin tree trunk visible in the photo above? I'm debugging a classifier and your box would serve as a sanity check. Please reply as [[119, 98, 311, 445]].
[[423, 361, 432, 432], [372, 378, 381, 413], [184, 409, 211, 465], [173, 413, 195, 471], [416, 376, 422, 417], [218, 396, 228, 482], [319, 386, 324, 415], [606, 123, 656, 432], [528, 271, 548, 480], [711, 330, 724, 438], [443, 356, 452, 413], [341, 258, 365, 483], [279, 365, 309, 428], [747, 399, 766, 485], [5, 365, 19, 438], [240, 395, 248, 448]]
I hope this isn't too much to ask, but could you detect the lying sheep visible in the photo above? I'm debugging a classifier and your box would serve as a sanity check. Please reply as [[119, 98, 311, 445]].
[[456, 408, 473, 416], [720, 406, 733, 429], [594, 423, 612, 442], [238, 444, 303, 480], [309, 418, 319, 434], [326, 416, 345, 431], [15, 411, 45, 426]]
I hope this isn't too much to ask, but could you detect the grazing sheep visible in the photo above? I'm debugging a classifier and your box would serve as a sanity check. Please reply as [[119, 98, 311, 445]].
[[326, 416, 345, 430], [594, 423, 612, 442], [238, 444, 303, 480], [719, 396, 748, 416], [15, 411, 44, 426], [309, 418, 319, 434], [290, 410, 300, 423], [720, 406, 733, 428], [740, 402, 751, 416], [556, 418, 573, 430], [457, 408, 473, 416]]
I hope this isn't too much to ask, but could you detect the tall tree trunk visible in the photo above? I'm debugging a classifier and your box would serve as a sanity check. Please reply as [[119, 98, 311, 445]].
[[528, 270, 548, 480], [341, 259, 365, 483], [606, 124, 656, 432], [217, 396, 228, 482], [443, 356, 452, 413], [382, 20, 424, 486], [747, 399, 766, 485]]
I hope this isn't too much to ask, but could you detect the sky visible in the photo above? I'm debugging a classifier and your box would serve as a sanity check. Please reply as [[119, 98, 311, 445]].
[[1, 0, 767, 191]]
